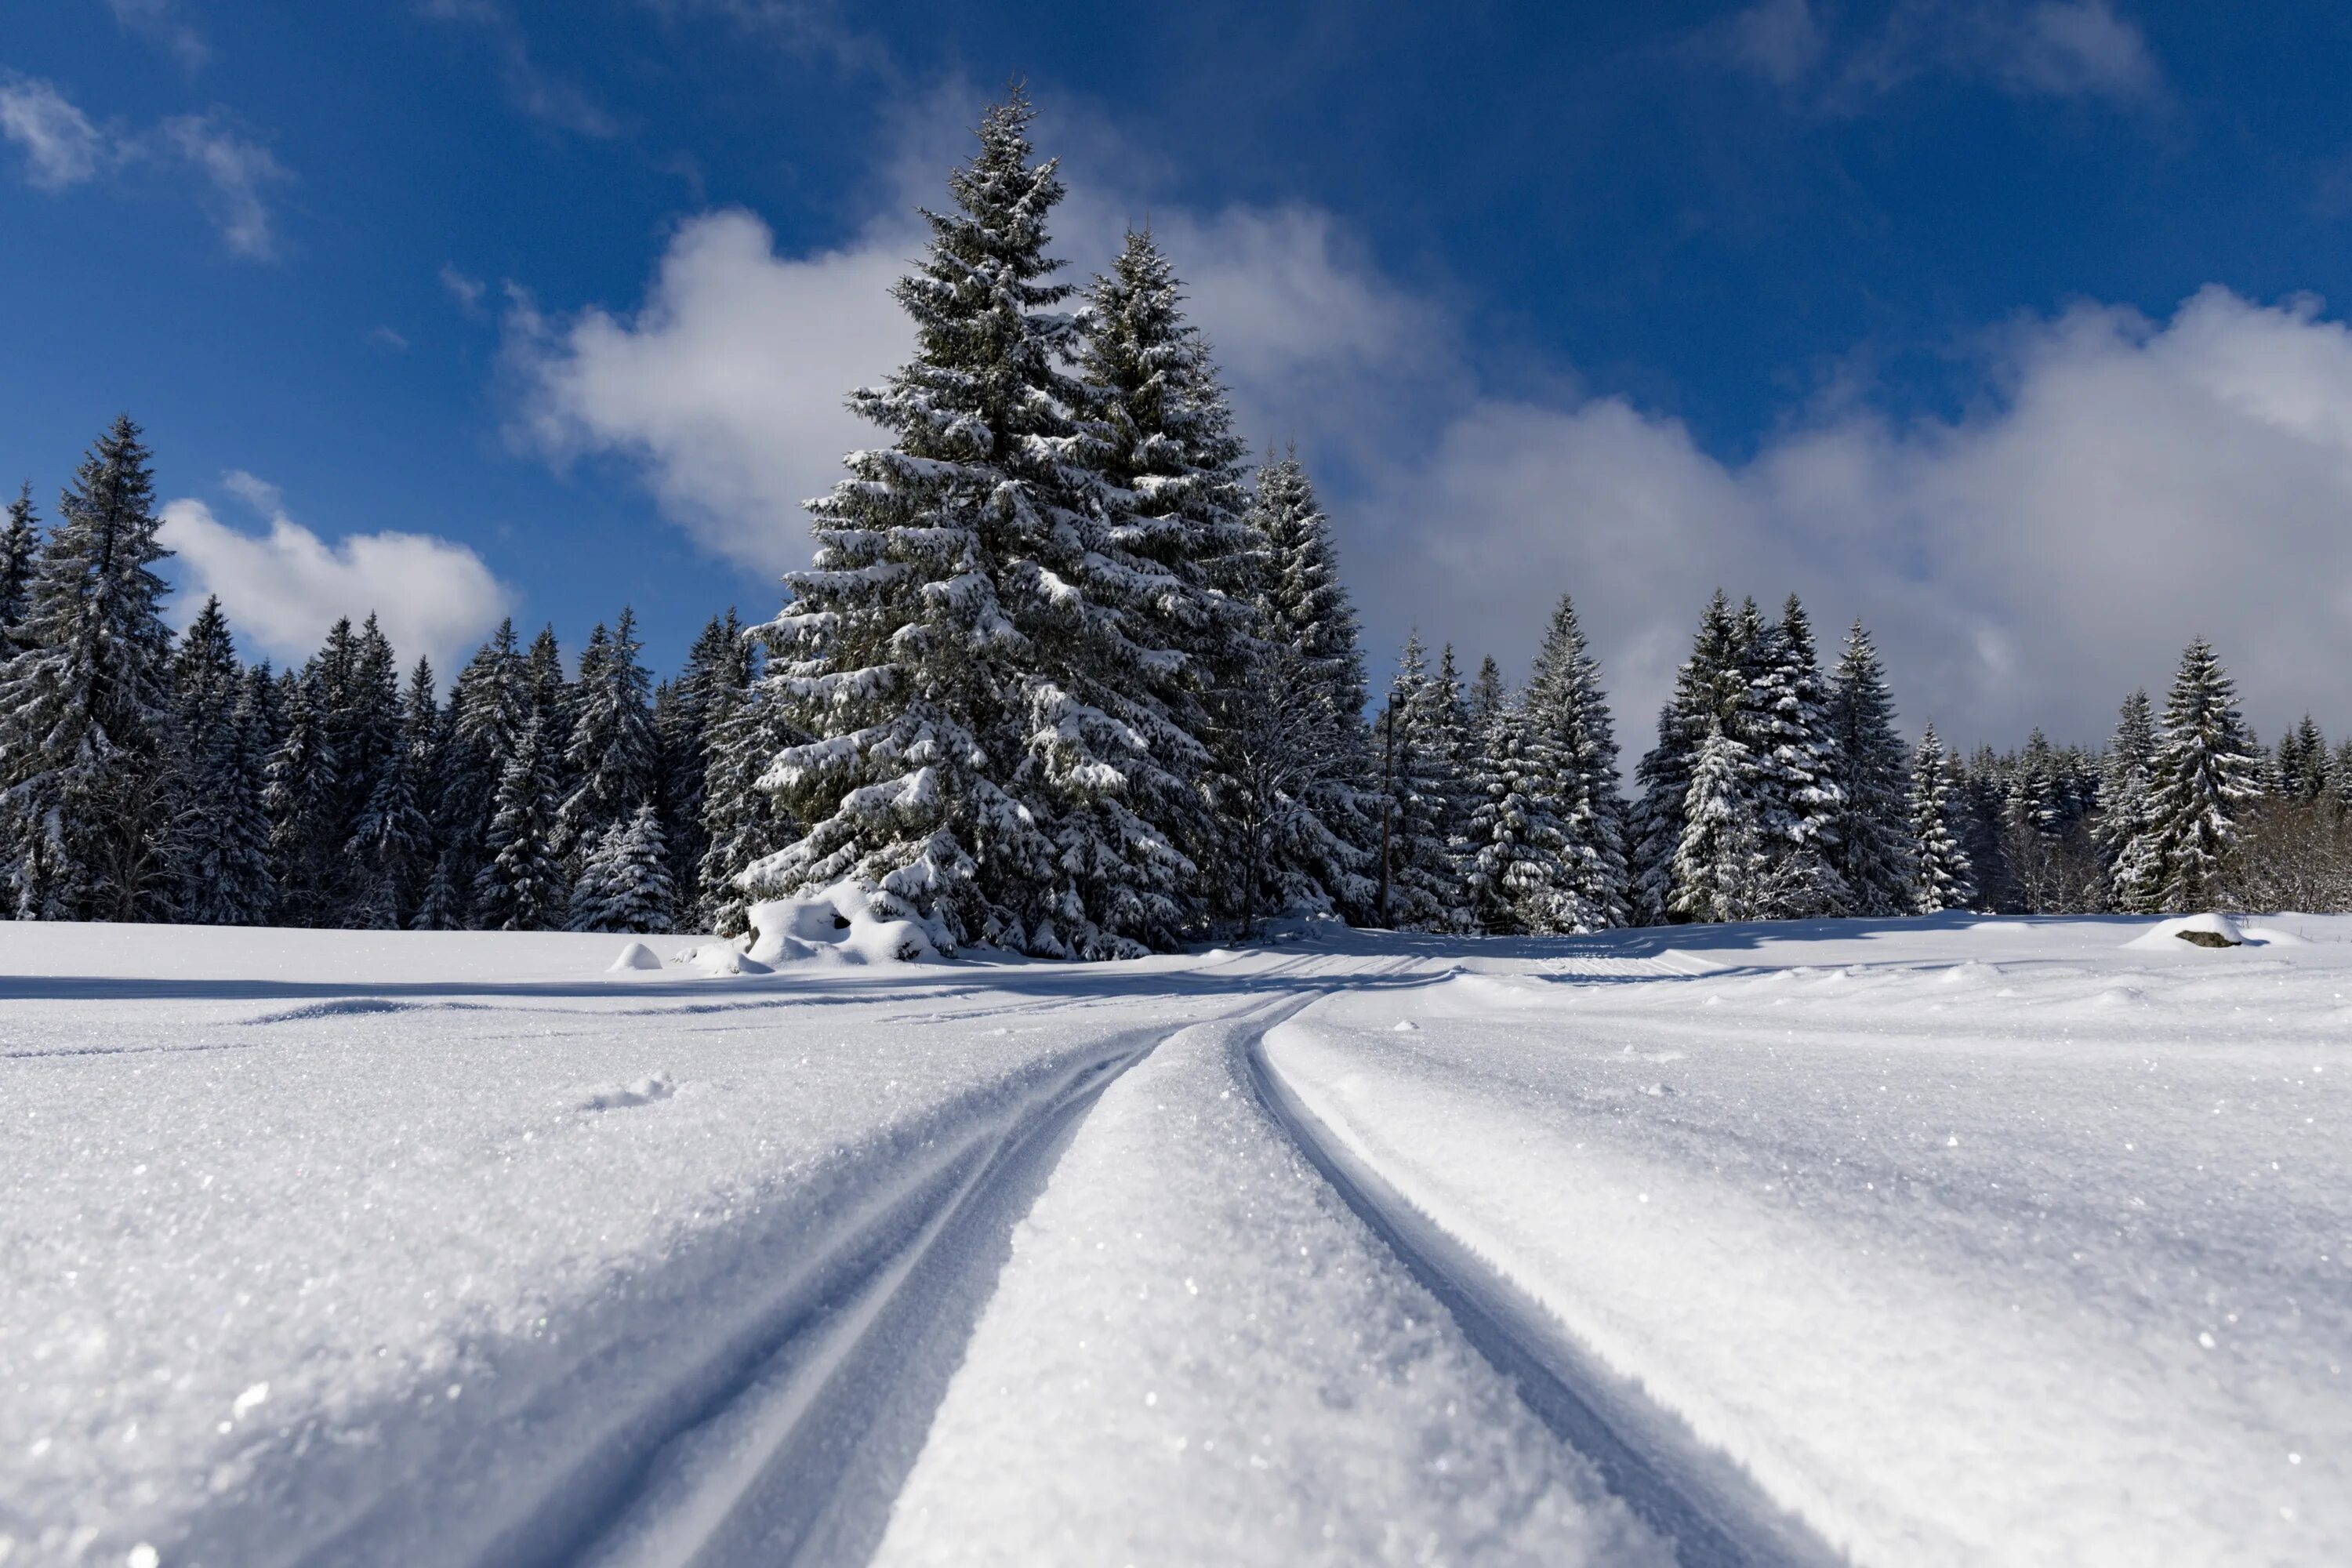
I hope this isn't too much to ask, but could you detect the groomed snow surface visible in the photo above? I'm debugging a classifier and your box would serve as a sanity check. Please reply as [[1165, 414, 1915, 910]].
[[3, 913, 2347, 1566]]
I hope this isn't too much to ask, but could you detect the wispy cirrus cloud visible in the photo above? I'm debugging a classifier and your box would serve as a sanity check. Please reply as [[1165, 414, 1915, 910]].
[[1708, 0, 2163, 108], [418, 0, 619, 138], [0, 74, 292, 258], [0, 74, 107, 189], [106, 0, 211, 72]]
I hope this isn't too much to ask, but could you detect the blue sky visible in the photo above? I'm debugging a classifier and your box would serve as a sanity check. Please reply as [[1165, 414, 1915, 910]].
[[7, 1, 2352, 745]]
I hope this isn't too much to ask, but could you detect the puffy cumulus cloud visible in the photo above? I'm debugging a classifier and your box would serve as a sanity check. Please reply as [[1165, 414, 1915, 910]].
[[504, 208, 913, 575], [1359, 287, 2352, 751], [504, 183, 1441, 575], [162, 490, 513, 677]]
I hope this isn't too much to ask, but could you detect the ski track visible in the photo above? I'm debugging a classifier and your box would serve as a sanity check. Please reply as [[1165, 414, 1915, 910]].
[[1245, 1030, 1841, 1568]]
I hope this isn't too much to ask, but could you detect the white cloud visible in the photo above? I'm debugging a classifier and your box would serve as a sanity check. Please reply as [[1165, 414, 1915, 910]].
[[441, 263, 488, 314], [1719, 0, 2163, 106], [107, 0, 210, 72], [1357, 287, 2352, 751], [220, 469, 283, 514], [418, 0, 619, 138], [1722, 0, 1825, 87], [505, 207, 913, 574], [0, 75, 107, 190], [162, 491, 513, 677], [506, 169, 1446, 575], [368, 325, 411, 352], [158, 112, 292, 260], [0, 78, 291, 258], [502, 98, 2352, 754]]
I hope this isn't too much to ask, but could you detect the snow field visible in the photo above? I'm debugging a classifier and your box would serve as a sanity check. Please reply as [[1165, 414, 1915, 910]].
[[871, 995, 1670, 1568], [7, 916, 2349, 1568], [0, 926, 1228, 1568], [1263, 915, 2352, 1566]]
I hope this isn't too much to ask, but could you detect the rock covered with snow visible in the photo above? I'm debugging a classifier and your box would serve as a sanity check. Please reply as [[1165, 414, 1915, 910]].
[[746, 884, 944, 967], [2124, 912, 2308, 949], [608, 941, 664, 972]]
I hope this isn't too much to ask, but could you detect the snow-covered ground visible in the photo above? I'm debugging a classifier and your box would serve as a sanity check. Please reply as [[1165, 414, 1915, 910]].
[[4, 914, 2347, 1566]]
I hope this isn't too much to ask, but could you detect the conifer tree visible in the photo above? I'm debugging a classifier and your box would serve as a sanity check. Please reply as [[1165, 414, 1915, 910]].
[[0, 482, 37, 658], [1823, 619, 1911, 916], [1523, 594, 1627, 931], [1631, 592, 1740, 924], [568, 803, 676, 934], [1745, 595, 1846, 917], [438, 619, 528, 917], [264, 666, 341, 925], [1671, 719, 1762, 924], [1071, 227, 1254, 945], [1465, 655, 1507, 735], [0, 417, 176, 920], [2335, 739, 2352, 812], [2140, 637, 2263, 909], [1907, 724, 1974, 913], [1232, 450, 1376, 920], [1465, 697, 1569, 932], [2274, 716, 2330, 802], [2096, 689, 2162, 913], [474, 714, 566, 930], [655, 608, 746, 915], [561, 606, 658, 864], [1382, 634, 1472, 931], [750, 92, 1093, 953], [165, 599, 274, 924], [700, 673, 803, 937]]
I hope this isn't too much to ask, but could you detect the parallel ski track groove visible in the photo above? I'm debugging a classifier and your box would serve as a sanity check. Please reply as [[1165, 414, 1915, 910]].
[[1244, 1016, 1848, 1568]]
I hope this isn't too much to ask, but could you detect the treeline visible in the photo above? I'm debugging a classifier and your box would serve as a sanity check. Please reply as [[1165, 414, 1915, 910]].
[[2, 91, 2335, 948], [0, 423, 778, 932]]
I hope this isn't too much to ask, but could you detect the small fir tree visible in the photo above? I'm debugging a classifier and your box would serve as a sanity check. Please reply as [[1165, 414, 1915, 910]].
[[1907, 725, 1974, 913]]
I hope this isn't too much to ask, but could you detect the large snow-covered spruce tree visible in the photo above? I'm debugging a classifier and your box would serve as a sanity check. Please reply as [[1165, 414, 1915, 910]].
[[0, 417, 176, 920], [750, 91, 1131, 955], [2137, 637, 2263, 909]]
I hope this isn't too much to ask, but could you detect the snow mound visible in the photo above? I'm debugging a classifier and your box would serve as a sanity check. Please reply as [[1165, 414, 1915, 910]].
[[746, 884, 943, 967], [674, 941, 770, 976], [579, 1073, 674, 1111], [1439, 972, 1559, 1009], [608, 941, 663, 972], [2124, 913, 2304, 950]]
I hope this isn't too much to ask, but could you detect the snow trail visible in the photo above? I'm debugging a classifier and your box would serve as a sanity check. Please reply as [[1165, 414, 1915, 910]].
[[1246, 1030, 1838, 1568], [870, 989, 1668, 1567]]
